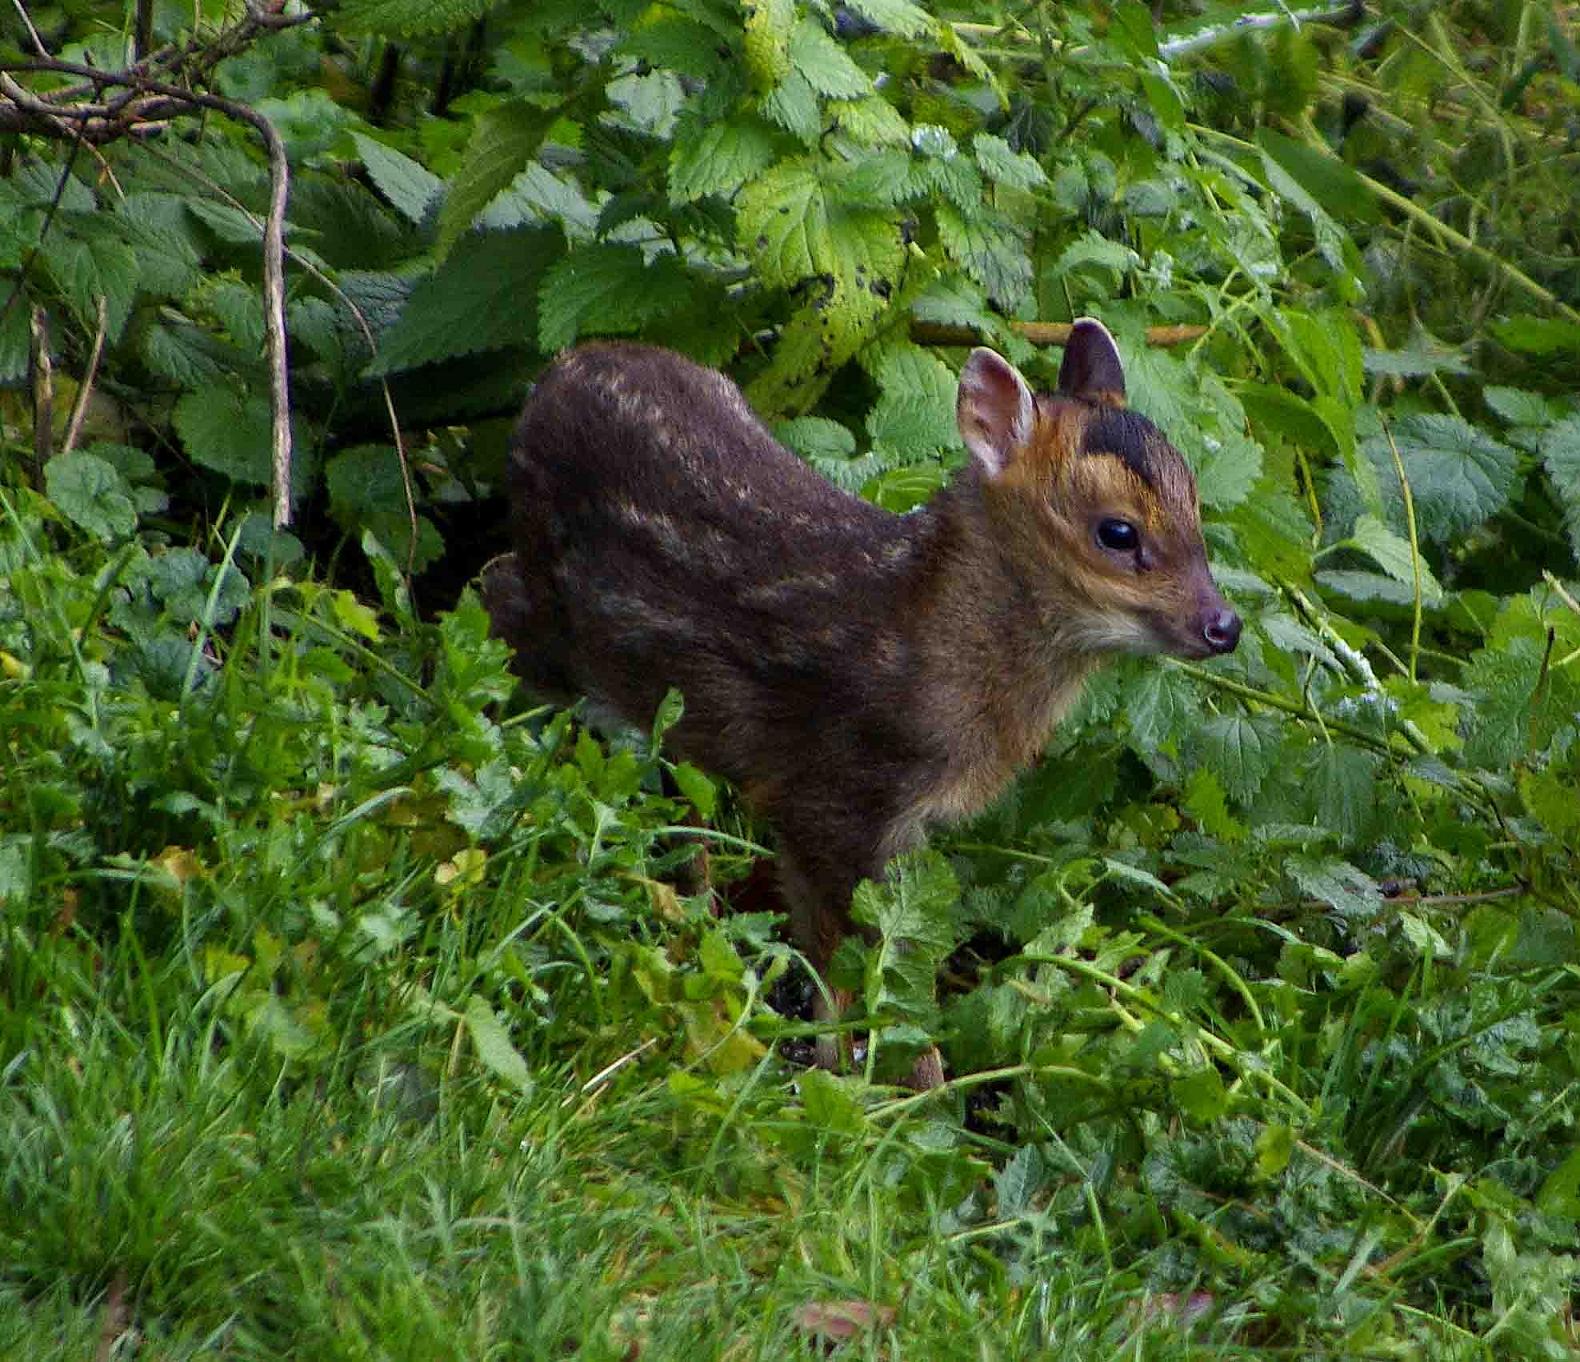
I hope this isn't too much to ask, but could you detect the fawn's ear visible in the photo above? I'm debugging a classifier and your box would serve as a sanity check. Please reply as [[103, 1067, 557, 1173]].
[[958, 347, 1035, 478], [1057, 318, 1127, 406]]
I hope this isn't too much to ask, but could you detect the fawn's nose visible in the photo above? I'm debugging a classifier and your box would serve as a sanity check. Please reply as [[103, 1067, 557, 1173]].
[[1202, 606, 1242, 655]]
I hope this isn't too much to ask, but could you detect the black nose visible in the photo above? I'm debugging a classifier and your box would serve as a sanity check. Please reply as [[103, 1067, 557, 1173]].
[[1202, 607, 1241, 655]]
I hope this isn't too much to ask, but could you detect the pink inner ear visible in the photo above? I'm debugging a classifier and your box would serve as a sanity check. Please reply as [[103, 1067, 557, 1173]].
[[957, 348, 1033, 477]]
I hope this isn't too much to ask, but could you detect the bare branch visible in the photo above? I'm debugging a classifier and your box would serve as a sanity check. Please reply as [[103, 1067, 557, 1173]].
[[911, 320, 1208, 348]]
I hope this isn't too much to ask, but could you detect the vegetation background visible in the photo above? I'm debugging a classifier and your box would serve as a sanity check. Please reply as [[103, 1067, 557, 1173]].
[[2, 0, 1579, 1355]]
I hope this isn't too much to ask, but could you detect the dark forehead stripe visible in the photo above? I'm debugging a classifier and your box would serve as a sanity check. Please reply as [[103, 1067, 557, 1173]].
[[1081, 407, 1164, 489]]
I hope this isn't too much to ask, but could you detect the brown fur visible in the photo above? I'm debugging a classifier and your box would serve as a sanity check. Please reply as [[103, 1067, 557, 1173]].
[[484, 324, 1238, 1086]]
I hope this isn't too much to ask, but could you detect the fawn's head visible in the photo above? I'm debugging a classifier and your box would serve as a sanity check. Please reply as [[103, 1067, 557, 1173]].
[[956, 321, 1240, 661]]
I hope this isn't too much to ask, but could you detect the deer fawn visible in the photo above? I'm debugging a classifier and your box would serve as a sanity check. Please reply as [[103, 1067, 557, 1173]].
[[483, 321, 1240, 1088]]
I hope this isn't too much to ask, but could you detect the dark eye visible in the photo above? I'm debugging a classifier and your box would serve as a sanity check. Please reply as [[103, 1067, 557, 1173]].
[[1096, 518, 1139, 553]]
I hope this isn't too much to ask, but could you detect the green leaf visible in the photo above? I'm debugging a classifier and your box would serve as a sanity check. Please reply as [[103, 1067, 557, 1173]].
[[1483, 386, 1559, 427], [1196, 714, 1279, 803], [1366, 415, 1518, 543], [173, 379, 275, 486], [437, 101, 554, 258], [668, 118, 779, 204], [775, 416, 856, 462], [1339, 513, 1443, 603], [463, 994, 534, 1095], [1257, 129, 1380, 223], [759, 71, 820, 142], [1489, 314, 1580, 356], [973, 133, 1046, 191], [842, 0, 932, 37], [1125, 667, 1195, 753], [865, 344, 958, 452], [743, 0, 794, 89], [1287, 855, 1382, 917], [537, 244, 698, 353], [41, 226, 139, 340], [788, 18, 871, 98], [1538, 413, 1580, 560], [338, 0, 492, 37], [1172, 1065, 1228, 1122], [1306, 745, 1378, 842], [995, 1145, 1043, 1217], [351, 132, 442, 224], [372, 227, 560, 374], [936, 203, 1032, 308], [44, 452, 137, 542], [326, 445, 405, 517]]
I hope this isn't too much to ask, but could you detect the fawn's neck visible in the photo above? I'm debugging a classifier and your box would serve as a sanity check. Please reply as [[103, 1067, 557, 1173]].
[[897, 474, 1099, 824]]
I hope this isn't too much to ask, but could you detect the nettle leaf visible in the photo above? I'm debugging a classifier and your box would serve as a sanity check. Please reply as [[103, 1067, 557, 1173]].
[[828, 95, 911, 146], [1125, 667, 1196, 754], [1483, 385, 1561, 428], [41, 226, 139, 339], [352, 132, 442, 225], [935, 203, 1032, 309], [865, 344, 957, 452], [372, 228, 560, 374], [1338, 513, 1443, 603], [1461, 639, 1543, 768], [843, 0, 932, 37], [760, 71, 820, 141], [743, 0, 795, 91], [172, 378, 275, 487], [339, 0, 492, 37], [973, 134, 1046, 191], [537, 244, 698, 352], [326, 445, 405, 516], [463, 994, 533, 1095], [1195, 713, 1281, 803], [668, 117, 779, 204], [44, 452, 138, 542], [1365, 414, 1518, 542], [1305, 745, 1379, 842], [1538, 413, 1580, 560], [789, 18, 871, 98], [775, 416, 856, 462], [437, 101, 554, 257], [1287, 855, 1382, 917]]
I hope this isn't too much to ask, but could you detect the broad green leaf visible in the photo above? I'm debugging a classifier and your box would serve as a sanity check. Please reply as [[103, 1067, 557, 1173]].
[[1126, 667, 1194, 753], [351, 132, 442, 224], [1340, 514, 1443, 603], [973, 133, 1046, 191], [437, 101, 554, 258], [326, 445, 405, 516], [1483, 386, 1560, 427], [865, 344, 958, 452], [1489, 315, 1580, 355], [1257, 129, 1380, 223], [1538, 413, 1580, 559], [1306, 745, 1378, 842], [1196, 713, 1280, 803], [463, 994, 533, 1094], [1366, 414, 1518, 543], [759, 70, 820, 142], [995, 1145, 1043, 1217], [828, 95, 911, 146], [1287, 855, 1381, 917], [44, 452, 137, 542], [843, 0, 932, 37], [788, 18, 871, 98], [742, 0, 795, 91], [173, 379, 275, 486], [537, 244, 697, 353], [41, 227, 139, 340], [936, 202, 1032, 308], [668, 118, 779, 204], [372, 227, 560, 374], [339, 0, 491, 36]]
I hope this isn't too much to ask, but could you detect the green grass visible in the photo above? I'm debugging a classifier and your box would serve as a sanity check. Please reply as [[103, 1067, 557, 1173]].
[[3, 493, 1576, 1360]]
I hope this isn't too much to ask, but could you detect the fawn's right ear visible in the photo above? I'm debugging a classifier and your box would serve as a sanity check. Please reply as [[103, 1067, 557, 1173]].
[[1057, 318, 1127, 406], [958, 348, 1035, 479]]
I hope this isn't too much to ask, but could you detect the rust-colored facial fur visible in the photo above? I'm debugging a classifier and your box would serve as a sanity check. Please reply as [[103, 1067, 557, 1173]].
[[958, 323, 1240, 660]]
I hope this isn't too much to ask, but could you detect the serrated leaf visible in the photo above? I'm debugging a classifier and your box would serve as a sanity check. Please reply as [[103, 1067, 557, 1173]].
[[41, 228, 139, 340], [973, 133, 1046, 191], [1196, 713, 1279, 803], [995, 1144, 1043, 1217], [1538, 413, 1580, 560], [1483, 386, 1558, 427], [438, 101, 554, 257], [1306, 745, 1378, 841], [537, 244, 697, 353], [326, 444, 405, 517], [775, 416, 856, 461], [338, 0, 491, 37], [1126, 666, 1194, 753], [936, 203, 1031, 308], [828, 96, 910, 146], [1366, 414, 1518, 543], [372, 228, 559, 374], [351, 132, 442, 224], [1288, 855, 1381, 917], [843, 0, 932, 37], [668, 118, 778, 204], [788, 18, 871, 98], [743, 0, 795, 91], [463, 994, 533, 1094], [759, 70, 820, 142], [865, 344, 957, 451], [173, 379, 275, 486], [1489, 315, 1580, 356], [44, 452, 137, 542], [1340, 513, 1443, 603]]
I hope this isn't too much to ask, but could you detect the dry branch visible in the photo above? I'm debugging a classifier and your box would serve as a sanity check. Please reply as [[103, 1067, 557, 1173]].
[[911, 320, 1208, 348], [0, 2, 310, 525]]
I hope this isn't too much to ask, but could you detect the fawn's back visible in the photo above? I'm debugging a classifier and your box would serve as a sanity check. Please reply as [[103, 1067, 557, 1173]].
[[484, 326, 1239, 1004]]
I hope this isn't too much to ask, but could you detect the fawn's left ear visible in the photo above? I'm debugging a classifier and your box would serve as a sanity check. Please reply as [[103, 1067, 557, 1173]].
[[957, 347, 1035, 478], [1057, 318, 1127, 407]]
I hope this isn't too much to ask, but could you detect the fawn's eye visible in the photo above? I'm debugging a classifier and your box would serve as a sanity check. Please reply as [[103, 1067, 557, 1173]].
[[1096, 518, 1139, 553]]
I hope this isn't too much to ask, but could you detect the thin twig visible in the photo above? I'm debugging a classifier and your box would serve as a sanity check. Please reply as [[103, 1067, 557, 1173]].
[[29, 305, 52, 474], [8, 0, 48, 57], [61, 295, 108, 455], [911, 320, 1207, 348]]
